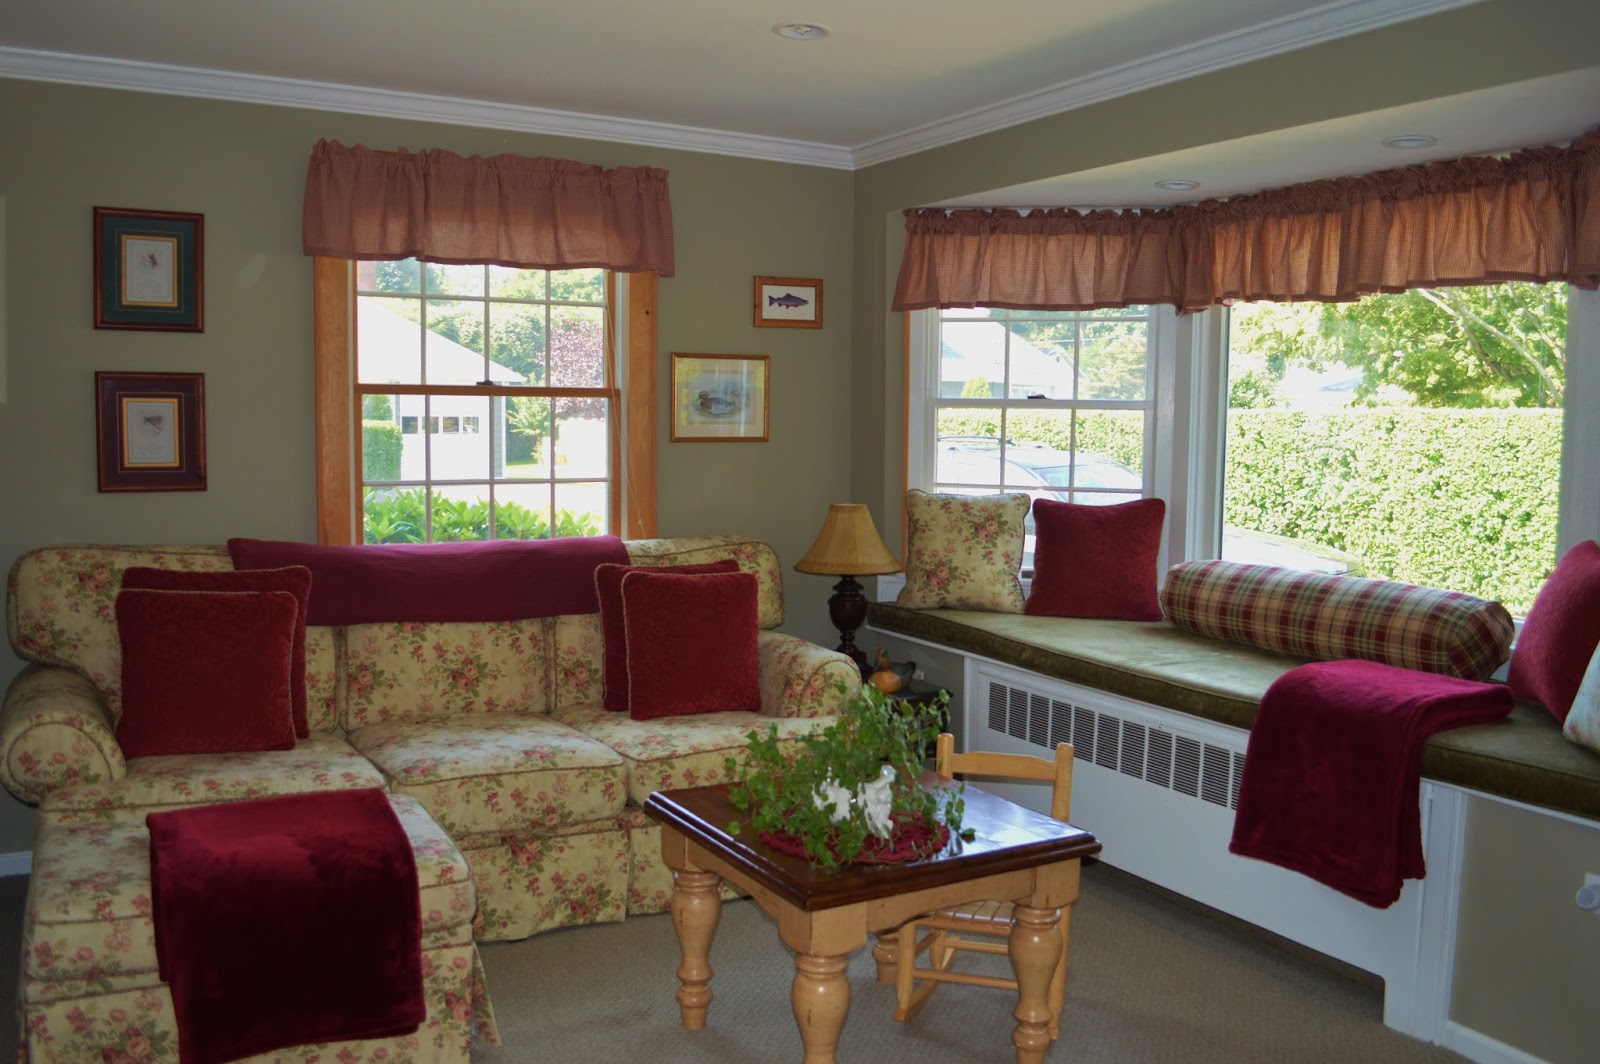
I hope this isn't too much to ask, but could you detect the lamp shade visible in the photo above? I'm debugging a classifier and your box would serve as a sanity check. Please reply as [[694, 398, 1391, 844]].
[[794, 503, 902, 576]]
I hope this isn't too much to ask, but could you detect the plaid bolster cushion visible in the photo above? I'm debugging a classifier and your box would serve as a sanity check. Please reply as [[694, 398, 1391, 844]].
[[1160, 560, 1515, 681]]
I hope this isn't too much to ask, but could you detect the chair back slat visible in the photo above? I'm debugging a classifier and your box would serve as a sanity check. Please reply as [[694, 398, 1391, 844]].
[[933, 733, 1074, 822]]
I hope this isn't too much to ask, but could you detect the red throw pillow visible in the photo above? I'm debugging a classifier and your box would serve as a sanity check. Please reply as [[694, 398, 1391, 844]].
[[595, 560, 740, 712], [619, 570, 760, 721], [1509, 540, 1600, 722], [116, 589, 300, 758], [123, 566, 314, 737], [1026, 497, 1166, 621]]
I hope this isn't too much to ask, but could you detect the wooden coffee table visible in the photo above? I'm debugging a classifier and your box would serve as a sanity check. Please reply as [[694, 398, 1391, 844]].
[[645, 780, 1101, 1063]]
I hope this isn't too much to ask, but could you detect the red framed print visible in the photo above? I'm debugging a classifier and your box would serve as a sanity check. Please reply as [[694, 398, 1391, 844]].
[[95, 371, 207, 492]]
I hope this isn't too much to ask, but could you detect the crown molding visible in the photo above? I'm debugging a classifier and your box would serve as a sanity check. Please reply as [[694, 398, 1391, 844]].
[[0, 47, 855, 170], [849, 0, 1480, 167], [0, 0, 1476, 172]]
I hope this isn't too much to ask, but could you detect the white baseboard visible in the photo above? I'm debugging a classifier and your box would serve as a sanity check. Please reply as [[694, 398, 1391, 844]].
[[0, 851, 31, 877], [1442, 1021, 1551, 1064]]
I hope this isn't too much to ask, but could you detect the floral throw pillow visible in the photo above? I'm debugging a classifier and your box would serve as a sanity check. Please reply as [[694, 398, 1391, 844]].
[[896, 490, 1030, 613]]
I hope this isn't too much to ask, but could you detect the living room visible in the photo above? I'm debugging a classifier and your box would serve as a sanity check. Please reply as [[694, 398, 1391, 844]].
[[1, 1, 1598, 1062]]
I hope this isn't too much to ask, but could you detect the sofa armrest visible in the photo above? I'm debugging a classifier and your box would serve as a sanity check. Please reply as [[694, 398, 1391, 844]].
[[756, 631, 861, 719], [0, 665, 126, 805]]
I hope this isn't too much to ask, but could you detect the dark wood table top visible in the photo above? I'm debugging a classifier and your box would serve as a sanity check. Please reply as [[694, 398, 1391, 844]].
[[645, 779, 1100, 913]]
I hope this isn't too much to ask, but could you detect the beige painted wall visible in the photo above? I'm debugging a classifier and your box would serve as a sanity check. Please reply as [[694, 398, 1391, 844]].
[[1452, 798, 1600, 1063], [0, 78, 854, 854]]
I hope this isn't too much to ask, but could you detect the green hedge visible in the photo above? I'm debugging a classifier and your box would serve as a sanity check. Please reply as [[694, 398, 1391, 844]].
[[362, 420, 402, 482], [363, 487, 600, 544], [934, 406, 1558, 613], [1225, 409, 1559, 615]]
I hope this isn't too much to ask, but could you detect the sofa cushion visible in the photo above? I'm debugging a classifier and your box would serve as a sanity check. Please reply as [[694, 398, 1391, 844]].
[[551, 702, 829, 806], [596, 560, 738, 712], [37, 734, 386, 819], [115, 588, 300, 759], [1509, 540, 1600, 723], [24, 794, 473, 985], [123, 565, 314, 737], [1160, 560, 1514, 681], [623, 536, 786, 628], [343, 619, 550, 729], [8, 544, 235, 715], [348, 717, 627, 837], [1027, 497, 1166, 621], [897, 490, 1030, 612], [621, 570, 760, 720]]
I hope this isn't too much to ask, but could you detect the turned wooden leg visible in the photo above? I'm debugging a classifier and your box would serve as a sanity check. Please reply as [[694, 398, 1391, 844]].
[[871, 931, 898, 983], [1008, 903, 1062, 1064], [792, 952, 850, 1064], [670, 868, 722, 1030]]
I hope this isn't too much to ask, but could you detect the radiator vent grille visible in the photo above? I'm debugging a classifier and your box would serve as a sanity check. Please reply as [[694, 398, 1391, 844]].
[[981, 679, 1245, 811]]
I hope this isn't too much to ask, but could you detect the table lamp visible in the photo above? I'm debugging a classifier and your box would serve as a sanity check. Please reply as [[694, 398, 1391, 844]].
[[793, 503, 902, 675]]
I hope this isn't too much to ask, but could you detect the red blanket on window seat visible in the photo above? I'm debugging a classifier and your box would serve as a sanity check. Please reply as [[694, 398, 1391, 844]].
[[147, 789, 423, 1064], [229, 534, 629, 626], [1228, 659, 1512, 909]]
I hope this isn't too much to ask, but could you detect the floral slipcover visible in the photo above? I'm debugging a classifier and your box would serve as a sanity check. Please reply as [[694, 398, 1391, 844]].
[[896, 489, 1031, 612], [22, 795, 498, 1063], [348, 716, 627, 837], [3, 535, 860, 973]]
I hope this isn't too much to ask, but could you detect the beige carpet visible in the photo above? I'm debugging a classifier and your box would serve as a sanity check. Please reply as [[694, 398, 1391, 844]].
[[0, 865, 1472, 1062], [473, 863, 1471, 1063]]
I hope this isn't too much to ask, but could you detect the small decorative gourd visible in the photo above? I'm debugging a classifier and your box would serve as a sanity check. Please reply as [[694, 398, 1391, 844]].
[[869, 651, 914, 694]]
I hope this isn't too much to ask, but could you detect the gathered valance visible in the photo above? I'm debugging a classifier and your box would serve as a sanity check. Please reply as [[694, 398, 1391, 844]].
[[893, 129, 1600, 313], [302, 139, 674, 276]]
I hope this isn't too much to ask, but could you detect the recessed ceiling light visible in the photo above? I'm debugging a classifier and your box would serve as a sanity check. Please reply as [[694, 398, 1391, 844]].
[[1154, 179, 1200, 191], [772, 22, 830, 41], [1382, 134, 1438, 150]]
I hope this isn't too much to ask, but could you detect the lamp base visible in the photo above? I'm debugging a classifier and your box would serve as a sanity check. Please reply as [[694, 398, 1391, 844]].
[[826, 574, 872, 677]]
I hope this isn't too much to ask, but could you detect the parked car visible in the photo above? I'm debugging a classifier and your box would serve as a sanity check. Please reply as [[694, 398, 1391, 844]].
[[935, 435, 1365, 576]]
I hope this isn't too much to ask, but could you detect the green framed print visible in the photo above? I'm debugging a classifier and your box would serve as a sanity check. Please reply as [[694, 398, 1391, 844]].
[[93, 207, 205, 332]]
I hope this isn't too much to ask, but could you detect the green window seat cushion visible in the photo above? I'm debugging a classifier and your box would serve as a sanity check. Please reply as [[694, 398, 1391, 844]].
[[867, 603, 1600, 821]]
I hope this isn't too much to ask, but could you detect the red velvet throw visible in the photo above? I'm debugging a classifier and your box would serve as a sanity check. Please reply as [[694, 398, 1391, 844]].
[[229, 534, 628, 626], [1229, 660, 1512, 908], [147, 789, 424, 1064]]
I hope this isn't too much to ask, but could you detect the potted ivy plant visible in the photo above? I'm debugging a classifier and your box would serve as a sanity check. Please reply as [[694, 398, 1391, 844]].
[[724, 684, 968, 871]]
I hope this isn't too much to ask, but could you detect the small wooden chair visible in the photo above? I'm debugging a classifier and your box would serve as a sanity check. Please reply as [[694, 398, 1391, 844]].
[[892, 733, 1076, 1039]]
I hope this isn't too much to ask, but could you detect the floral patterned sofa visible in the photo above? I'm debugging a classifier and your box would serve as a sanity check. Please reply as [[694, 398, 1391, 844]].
[[2, 535, 860, 940]]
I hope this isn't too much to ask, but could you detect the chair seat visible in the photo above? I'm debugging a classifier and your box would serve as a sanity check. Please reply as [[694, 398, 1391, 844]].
[[921, 899, 1013, 931]]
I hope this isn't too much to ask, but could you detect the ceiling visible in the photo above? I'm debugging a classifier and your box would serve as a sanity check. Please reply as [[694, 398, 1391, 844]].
[[1, 0, 1596, 205]]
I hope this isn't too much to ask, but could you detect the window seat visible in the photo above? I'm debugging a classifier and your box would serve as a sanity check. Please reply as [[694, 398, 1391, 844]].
[[866, 603, 1600, 823]]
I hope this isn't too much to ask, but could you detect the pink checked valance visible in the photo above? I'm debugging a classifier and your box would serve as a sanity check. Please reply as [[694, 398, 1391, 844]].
[[302, 139, 675, 276], [893, 129, 1600, 313]]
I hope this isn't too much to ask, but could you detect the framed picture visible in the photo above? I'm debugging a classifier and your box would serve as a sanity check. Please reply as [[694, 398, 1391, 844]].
[[93, 207, 205, 331], [95, 371, 207, 492], [671, 353, 769, 442], [753, 276, 822, 329]]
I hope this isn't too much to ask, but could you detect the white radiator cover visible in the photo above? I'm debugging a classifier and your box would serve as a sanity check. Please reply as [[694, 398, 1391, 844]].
[[958, 659, 1465, 1043]]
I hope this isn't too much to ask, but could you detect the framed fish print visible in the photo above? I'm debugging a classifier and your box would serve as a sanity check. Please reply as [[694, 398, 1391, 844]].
[[670, 353, 769, 442], [95, 371, 207, 492], [93, 207, 205, 331], [753, 275, 822, 329]]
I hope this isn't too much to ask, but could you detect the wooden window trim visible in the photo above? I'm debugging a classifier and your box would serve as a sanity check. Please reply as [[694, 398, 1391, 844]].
[[313, 257, 658, 544]]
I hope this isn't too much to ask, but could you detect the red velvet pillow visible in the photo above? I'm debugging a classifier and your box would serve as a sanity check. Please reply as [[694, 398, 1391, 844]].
[[619, 570, 760, 721], [116, 589, 300, 759], [123, 566, 313, 737], [595, 560, 739, 712], [1025, 497, 1166, 621], [1509, 540, 1600, 722]]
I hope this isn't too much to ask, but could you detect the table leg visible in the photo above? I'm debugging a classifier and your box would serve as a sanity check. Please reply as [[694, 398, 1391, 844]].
[[1008, 903, 1063, 1064], [870, 931, 898, 983], [670, 868, 722, 1030], [792, 952, 850, 1064]]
